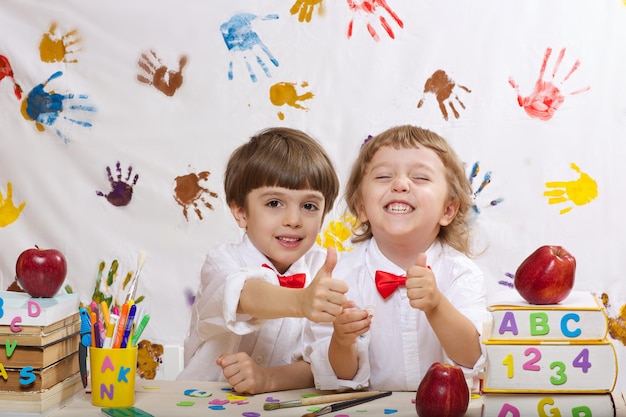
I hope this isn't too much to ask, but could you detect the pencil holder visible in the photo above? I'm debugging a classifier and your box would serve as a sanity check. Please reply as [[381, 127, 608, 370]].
[[89, 346, 138, 407]]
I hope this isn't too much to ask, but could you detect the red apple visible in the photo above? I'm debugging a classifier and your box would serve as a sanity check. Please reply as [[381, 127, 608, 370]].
[[514, 245, 576, 305], [15, 246, 67, 298], [415, 362, 469, 417]]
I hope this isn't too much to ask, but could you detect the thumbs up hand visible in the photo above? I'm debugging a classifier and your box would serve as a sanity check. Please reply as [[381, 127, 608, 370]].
[[299, 247, 349, 323], [405, 253, 440, 312]]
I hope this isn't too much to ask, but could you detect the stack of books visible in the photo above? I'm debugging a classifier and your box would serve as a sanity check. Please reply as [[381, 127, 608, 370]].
[[481, 290, 618, 416], [0, 291, 84, 414]]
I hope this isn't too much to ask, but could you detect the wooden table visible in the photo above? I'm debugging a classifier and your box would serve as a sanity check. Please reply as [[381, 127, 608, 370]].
[[44, 380, 626, 417]]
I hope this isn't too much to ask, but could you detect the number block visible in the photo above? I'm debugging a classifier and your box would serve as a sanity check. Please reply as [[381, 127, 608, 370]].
[[482, 341, 617, 392]]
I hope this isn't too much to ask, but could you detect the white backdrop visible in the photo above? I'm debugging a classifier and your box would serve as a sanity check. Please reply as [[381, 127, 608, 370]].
[[2, 0, 626, 387]]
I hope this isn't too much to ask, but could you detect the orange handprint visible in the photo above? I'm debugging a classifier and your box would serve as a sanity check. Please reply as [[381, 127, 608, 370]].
[[269, 81, 314, 120], [0, 182, 26, 227], [346, 0, 403, 41], [544, 163, 597, 215], [509, 47, 590, 121], [290, 0, 324, 22], [39, 22, 82, 64], [137, 50, 188, 97], [417, 69, 471, 121]]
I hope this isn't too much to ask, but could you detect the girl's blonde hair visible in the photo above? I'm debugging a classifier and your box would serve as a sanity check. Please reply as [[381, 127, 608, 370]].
[[345, 125, 473, 255]]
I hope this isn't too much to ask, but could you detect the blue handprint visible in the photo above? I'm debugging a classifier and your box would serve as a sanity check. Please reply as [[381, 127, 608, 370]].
[[220, 13, 279, 82], [20, 71, 95, 143]]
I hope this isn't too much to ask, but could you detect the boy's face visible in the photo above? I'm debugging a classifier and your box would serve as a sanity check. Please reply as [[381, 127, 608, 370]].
[[231, 186, 325, 274], [356, 145, 458, 252]]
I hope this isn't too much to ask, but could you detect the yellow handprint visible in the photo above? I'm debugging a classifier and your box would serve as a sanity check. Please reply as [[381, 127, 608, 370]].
[[39, 22, 82, 64], [290, 0, 324, 23], [317, 213, 356, 252], [0, 182, 26, 227], [544, 163, 597, 214], [269, 81, 314, 120]]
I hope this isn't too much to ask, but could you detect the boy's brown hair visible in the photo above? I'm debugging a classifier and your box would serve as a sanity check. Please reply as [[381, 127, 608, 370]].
[[345, 125, 473, 255], [225, 127, 339, 216]]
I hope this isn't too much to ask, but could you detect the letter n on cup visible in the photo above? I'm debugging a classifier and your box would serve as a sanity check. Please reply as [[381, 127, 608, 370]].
[[89, 346, 138, 407]]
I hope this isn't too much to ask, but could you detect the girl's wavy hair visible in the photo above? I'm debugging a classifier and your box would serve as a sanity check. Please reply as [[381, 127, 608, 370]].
[[345, 125, 474, 255]]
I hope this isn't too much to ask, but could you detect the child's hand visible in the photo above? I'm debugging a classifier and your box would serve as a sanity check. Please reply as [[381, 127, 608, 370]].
[[216, 352, 267, 394], [300, 247, 349, 323], [331, 305, 371, 346], [406, 253, 441, 312]]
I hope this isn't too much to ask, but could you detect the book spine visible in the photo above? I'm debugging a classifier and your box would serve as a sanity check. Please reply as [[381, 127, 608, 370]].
[[488, 309, 608, 341], [482, 393, 616, 417], [482, 342, 618, 392]]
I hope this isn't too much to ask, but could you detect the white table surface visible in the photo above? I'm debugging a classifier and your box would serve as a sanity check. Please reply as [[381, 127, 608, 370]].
[[47, 379, 478, 417], [47, 380, 626, 417]]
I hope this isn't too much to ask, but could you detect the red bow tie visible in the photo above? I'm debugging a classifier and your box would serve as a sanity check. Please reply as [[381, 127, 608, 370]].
[[262, 264, 306, 289], [375, 270, 406, 299]]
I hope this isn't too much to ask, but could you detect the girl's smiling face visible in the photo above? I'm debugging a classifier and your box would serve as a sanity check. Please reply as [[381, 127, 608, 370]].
[[356, 145, 458, 255], [231, 186, 325, 274]]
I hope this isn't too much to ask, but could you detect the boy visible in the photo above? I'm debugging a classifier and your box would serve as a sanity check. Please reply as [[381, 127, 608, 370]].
[[177, 127, 348, 394]]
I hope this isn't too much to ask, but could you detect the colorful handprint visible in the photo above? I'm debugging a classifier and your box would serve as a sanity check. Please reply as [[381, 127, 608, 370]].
[[346, 0, 404, 41], [137, 50, 188, 97], [269, 81, 314, 120], [39, 22, 82, 64], [0, 182, 26, 228], [467, 161, 503, 217], [316, 213, 356, 252], [290, 0, 324, 23], [0, 55, 22, 99], [173, 171, 219, 221], [509, 47, 590, 121], [20, 71, 96, 143], [96, 162, 139, 207], [417, 69, 471, 121], [544, 163, 597, 215], [220, 13, 279, 82]]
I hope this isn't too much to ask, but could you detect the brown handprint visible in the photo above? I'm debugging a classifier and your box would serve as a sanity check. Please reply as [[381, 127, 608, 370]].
[[290, 0, 324, 23], [417, 69, 471, 121], [39, 22, 82, 64], [509, 47, 590, 121], [137, 50, 188, 97], [346, 0, 404, 41], [174, 171, 219, 221]]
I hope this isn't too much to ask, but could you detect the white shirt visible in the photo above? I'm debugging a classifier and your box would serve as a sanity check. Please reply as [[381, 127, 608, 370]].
[[303, 238, 490, 391], [177, 234, 326, 381]]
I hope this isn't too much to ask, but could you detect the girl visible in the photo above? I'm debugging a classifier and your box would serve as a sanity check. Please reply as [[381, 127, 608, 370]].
[[304, 125, 490, 391]]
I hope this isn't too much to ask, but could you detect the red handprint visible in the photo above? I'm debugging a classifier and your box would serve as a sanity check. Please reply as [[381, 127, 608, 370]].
[[509, 47, 590, 121], [346, 0, 403, 41], [0, 55, 22, 99]]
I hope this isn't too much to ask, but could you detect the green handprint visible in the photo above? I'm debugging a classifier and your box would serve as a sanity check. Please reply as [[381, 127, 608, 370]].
[[90, 260, 143, 311], [0, 182, 26, 227], [544, 163, 598, 214]]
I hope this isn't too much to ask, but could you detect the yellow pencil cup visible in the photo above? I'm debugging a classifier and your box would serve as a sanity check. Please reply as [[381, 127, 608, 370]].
[[89, 346, 137, 407]]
